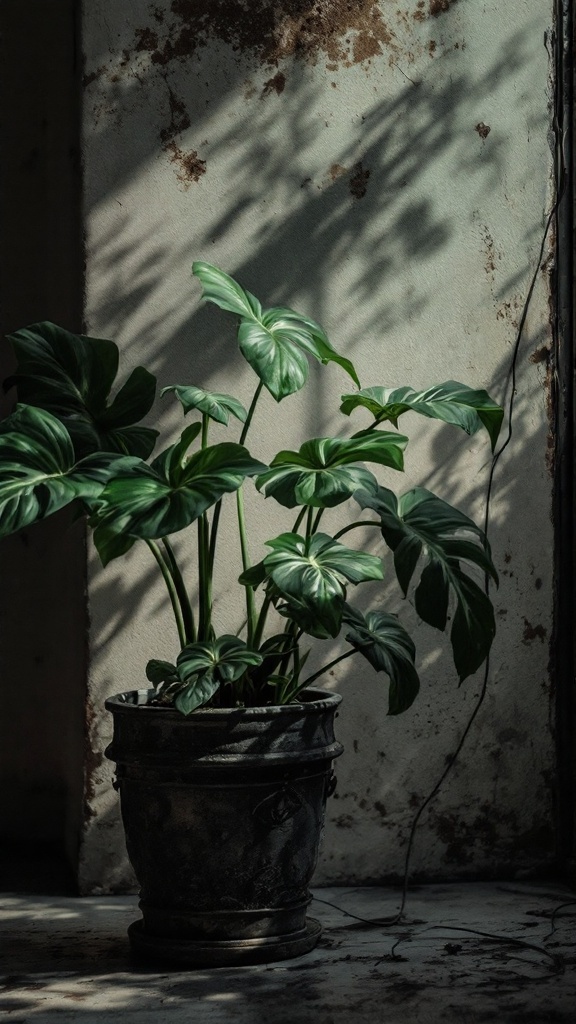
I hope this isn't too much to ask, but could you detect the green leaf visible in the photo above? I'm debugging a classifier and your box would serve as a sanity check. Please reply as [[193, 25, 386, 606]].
[[261, 532, 384, 638], [162, 385, 247, 426], [192, 261, 263, 319], [0, 405, 124, 538], [93, 438, 268, 542], [175, 676, 221, 715], [177, 635, 262, 684], [256, 433, 407, 508], [355, 485, 497, 680], [91, 519, 137, 567], [5, 321, 158, 458], [343, 606, 420, 714], [238, 560, 268, 588], [170, 636, 263, 714], [341, 381, 503, 451], [193, 262, 359, 401], [146, 659, 179, 686]]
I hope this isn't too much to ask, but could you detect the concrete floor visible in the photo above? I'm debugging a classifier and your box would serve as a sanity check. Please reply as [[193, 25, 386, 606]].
[[1, 883, 575, 1023]]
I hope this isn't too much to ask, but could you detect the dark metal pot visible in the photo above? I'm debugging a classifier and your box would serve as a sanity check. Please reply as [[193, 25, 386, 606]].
[[105, 687, 343, 967]]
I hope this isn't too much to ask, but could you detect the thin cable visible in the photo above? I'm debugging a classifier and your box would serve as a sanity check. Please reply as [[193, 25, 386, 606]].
[[386, 924, 565, 975], [542, 900, 576, 942]]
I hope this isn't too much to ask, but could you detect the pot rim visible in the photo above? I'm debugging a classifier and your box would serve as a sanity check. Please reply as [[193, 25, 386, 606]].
[[105, 685, 342, 718]]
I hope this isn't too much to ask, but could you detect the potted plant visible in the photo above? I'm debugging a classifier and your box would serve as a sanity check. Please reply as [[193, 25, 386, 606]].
[[0, 263, 502, 966]]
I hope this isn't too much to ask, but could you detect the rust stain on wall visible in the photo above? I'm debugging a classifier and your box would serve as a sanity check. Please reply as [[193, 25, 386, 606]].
[[261, 71, 287, 97], [165, 143, 207, 186], [157, 82, 205, 186], [475, 121, 491, 140], [125, 0, 400, 71], [429, 0, 458, 16], [522, 618, 547, 644], [83, 698, 103, 821]]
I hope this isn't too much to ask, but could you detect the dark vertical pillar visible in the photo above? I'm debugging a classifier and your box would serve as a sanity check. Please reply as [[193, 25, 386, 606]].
[[0, 0, 86, 885], [552, 0, 575, 882]]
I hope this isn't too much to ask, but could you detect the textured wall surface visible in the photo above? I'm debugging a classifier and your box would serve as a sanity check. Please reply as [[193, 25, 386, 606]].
[[79, 0, 556, 892]]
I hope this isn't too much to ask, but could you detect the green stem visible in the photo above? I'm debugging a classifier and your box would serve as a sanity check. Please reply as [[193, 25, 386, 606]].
[[197, 514, 212, 640], [352, 413, 388, 437], [239, 381, 264, 446], [146, 540, 186, 649], [161, 538, 196, 643], [253, 593, 273, 650], [208, 499, 222, 575], [234, 383, 266, 646], [333, 520, 381, 541], [201, 411, 209, 449], [237, 486, 256, 644], [298, 649, 357, 690], [291, 507, 307, 535], [305, 505, 314, 540], [311, 508, 325, 533]]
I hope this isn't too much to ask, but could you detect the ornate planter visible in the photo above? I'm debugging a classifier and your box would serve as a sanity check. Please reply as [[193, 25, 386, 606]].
[[105, 687, 343, 967]]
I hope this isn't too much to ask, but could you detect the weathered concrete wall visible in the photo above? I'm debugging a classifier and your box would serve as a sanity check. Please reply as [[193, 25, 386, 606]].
[[79, 0, 557, 891]]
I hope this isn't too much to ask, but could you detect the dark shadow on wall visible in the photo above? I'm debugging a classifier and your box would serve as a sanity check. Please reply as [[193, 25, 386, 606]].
[[0, 0, 85, 887]]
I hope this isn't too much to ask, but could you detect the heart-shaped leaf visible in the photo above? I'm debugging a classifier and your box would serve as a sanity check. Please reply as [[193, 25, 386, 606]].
[[341, 381, 503, 451], [177, 635, 263, 683], [162, 385, 247, 426], [342, 606, 420, 714], [259, 532, 384, 638], [193, 262, 359, 401], [256, 433, 407, 508], [355, 486, 497, 680], [175, 676, 221, 715], [5, 321, 158, 458], [0, 405, 125, 538], [146, 659, 179, 686], [93, 435, 267, 550], [172, 636, 263, 714]]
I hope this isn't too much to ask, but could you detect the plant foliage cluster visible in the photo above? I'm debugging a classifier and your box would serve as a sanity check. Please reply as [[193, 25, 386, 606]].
[[0, 264, 502, 714]]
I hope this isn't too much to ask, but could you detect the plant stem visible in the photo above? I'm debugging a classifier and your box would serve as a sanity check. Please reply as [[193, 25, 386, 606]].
[[239, 382, 264, 445], [161, 538, 196, 643], [298, 649, 357, 690], [208, 499, 222, 575], [291, 507, 307, 534], [252, 593, 272, 650], [146, 540, 186, 648], [305, 505, 314, 540], [237, 486, 256, 644], [197, 514, 211, 640], [311, 508, 324, 533], [333, 519, 381, 541], [234, 383, 266, 646]]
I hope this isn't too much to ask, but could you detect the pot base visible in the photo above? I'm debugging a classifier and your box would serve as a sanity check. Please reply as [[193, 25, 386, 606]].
[[128, 917, 322, 968]]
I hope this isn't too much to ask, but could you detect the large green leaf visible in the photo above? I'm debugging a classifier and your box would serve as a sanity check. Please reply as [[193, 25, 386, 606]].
[[355, 486, 497, 680], [173, 637, 262, 714], [193, 262, 359, 401], [92, 432, 267, 553], [341, 381, 503, 451], [258, 532, 384, 638], [177, 636, 263, 683], [255, 433, 407, 508], [5, 321, 158, 458], [342, 606, 420, 714], [162, 385, 247, 426], [0, 405, 124, 538]]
